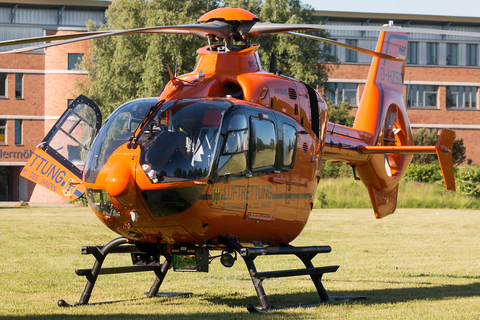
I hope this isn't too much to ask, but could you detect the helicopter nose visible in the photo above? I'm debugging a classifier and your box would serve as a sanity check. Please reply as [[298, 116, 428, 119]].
[[104, 160, 136, 206]]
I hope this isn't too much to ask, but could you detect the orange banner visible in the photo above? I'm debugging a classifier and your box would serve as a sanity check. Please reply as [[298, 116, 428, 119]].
[[20, 148, 85, 201]]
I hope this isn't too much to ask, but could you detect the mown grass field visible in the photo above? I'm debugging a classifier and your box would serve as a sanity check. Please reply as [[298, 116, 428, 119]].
[[315, 178, 480, 210], [1, 206, 480, 319]]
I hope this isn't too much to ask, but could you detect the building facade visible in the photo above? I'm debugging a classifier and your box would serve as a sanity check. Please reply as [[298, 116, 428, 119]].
[[317, 11, 480, 165], [0, 0, 109, 201], [1, 4, 479, 202]]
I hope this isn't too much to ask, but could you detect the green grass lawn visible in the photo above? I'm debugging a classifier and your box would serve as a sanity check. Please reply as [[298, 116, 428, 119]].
[[315, 178, 480, 210], [1, 206, 480, 319]]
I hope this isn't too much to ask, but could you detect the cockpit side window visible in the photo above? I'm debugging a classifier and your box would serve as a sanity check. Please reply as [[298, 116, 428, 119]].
[[282, 123, 297, 168], [217, 112, 248, 176], [250, 117, 276, 170]]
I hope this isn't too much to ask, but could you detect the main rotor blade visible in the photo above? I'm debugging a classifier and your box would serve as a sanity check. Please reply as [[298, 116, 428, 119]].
[[287, 32, 404, 62], [0, 22, 230, 54], [0, 31, 110, 48], [246, 22, 480, 39]]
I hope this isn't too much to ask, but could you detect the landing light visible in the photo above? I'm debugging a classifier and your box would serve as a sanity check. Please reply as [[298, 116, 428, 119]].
[[220, 252, 236, 268]]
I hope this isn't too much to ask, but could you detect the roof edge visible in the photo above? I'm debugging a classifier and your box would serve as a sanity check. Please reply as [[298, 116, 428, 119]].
[[313, 10, 480, 24], [0, 0, 111, 8]]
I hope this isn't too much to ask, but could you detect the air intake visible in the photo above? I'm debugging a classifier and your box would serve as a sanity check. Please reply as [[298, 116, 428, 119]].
[[288, 88, 297, 100]]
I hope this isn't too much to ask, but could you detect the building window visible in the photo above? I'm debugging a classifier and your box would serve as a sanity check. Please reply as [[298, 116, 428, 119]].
[[324, 40, 337, 59], [446, 43, 458, 66], [68, 53, 84, 70], [407, 42, 418, 64], [466, 44, 477, 66], [15, 73, 23, 99], [15, 119, 22, 145], [0, 73, 6, 97], [446, 86, 477, 109], [406, 85, 438, 108], [345, 39, 357, 62], [325, 83, 358, 106], [0, 120, 6, 144], [427, 43, 438, 65]]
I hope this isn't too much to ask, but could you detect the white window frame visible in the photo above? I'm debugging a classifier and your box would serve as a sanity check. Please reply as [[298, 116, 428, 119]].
[[446, 86, 478, 109], [326, 82, 358, 107], [407, 85, 439, 108]]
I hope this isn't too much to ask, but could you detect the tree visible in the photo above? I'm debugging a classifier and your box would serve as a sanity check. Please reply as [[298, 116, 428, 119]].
[[324, 97, 355, 127], [412, 128, 466, 165], [78, 0, 337, 115], [224, 0, 337, 88]]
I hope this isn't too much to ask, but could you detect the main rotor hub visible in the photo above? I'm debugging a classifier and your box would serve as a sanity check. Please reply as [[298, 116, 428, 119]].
[[197, 7, 260, 22], [198, 8, 261, 51]]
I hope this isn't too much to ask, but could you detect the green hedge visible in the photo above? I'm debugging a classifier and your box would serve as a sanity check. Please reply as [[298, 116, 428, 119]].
[[457, 165, 480, 197]]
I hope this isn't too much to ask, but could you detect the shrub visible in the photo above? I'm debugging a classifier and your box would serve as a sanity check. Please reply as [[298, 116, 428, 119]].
[[320, 161, 352, 179], [404, 162, 443, 183], [457, 165, 480, 197], [413, 128, 466, 165], [325, 97, 355, 127]]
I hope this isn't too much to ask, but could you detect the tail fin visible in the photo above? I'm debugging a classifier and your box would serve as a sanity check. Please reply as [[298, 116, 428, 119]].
[[353, 29, 412, 218], [354, 29, 409, 142], [323, 29, 456, 219]]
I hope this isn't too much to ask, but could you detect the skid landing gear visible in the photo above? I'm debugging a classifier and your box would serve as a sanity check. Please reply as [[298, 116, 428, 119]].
[[58, 237, 191, 307], [59, 236, 366, 312], [219, 237, 367, 313]]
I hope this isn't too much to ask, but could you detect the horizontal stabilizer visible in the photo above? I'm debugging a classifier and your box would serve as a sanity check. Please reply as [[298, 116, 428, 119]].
[[357, 129, 456, 191]]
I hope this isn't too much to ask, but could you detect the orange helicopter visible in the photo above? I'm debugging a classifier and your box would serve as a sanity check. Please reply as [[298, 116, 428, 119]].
[[2, 7, 470, 312]]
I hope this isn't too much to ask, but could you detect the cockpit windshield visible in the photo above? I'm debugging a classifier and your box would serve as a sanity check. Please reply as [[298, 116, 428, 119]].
[[138, 99, 231, 183], [84, 98, 155, 183]]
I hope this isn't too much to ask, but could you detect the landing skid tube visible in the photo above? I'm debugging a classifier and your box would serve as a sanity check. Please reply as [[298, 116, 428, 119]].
[[58, 237, 191, 307], [219, 237, 367, 313], [58, 236, 366, 312]]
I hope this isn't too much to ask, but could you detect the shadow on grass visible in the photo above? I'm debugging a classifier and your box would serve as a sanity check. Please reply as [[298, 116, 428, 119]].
[[199, 282, 480, 307], [2, 283, 480, 319]]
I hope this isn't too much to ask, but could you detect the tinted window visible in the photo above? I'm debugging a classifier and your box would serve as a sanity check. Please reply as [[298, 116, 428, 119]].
[[218, 113, 248, 176], [283, 123, 297, 167], [15, 74, 22, 99], [68, 53, 84, 70], [251, 117, 275, 170]]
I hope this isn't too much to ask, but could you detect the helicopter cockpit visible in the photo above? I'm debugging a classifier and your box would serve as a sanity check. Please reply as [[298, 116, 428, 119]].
[[137, 99, 231, 183], [83, 98, 231, 185]]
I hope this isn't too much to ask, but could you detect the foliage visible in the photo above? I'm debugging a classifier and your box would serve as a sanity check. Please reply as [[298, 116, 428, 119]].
[[457, 165, 480, 197], [320, 161, 352, 179], [79, 0, 218, 115], [404, 161, 443, 184], [325, 97, 355, 127], [78, 0, 337, 116], [224, 0, 338, 87], [412, 128, 466, 165]]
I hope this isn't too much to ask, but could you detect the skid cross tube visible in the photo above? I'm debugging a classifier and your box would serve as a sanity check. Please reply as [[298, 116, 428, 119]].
[[58, 237, 180, 307], [218, 237, 341, 313]]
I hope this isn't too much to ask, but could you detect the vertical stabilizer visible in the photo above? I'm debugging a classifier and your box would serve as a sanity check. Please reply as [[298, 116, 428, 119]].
[[353, 29, 413, 219], [354, 30, 410, 143]]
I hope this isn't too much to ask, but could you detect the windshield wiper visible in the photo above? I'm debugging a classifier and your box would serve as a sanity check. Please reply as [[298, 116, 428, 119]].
[[128, 99, 165, 149]]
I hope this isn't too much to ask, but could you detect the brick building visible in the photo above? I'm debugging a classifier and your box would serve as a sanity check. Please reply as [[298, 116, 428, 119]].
[[0, 0, 109, 201], [317, 11, 480, 165], [1, 4, 479, 202]]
